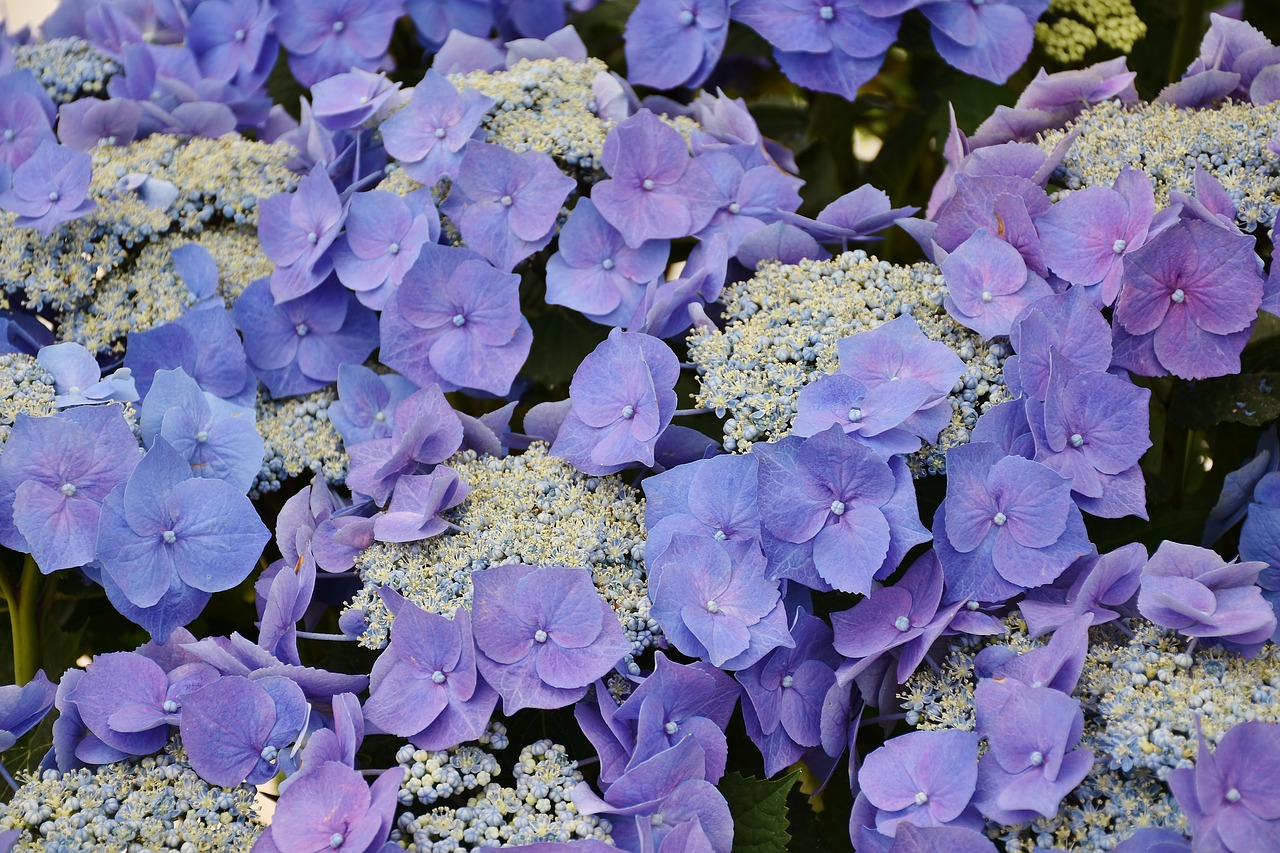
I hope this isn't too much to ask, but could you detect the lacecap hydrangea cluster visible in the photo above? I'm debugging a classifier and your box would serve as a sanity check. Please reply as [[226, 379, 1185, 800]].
[[1034, 0, 1147, 65], [0, 738, 261, 851]]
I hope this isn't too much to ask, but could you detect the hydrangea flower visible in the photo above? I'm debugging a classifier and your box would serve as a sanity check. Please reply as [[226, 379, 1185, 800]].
[[380, 70, 494, 186], [0, 73, 55, 169], [380, 245, 531, 396], [1019, 543, 1145, 638], [363, 590, 497, 750], [187, 0, 278, 83], [643, 452, 760, 564], [178, 674, 309, 786], [37, 342, 137, 408], [253, 761, 401, 853], [1003, 288, 1112, 402], [372, 466, 468, 542], [441, 143, 575, 271], [0, 406, 139, 573], [343, 383, 464, 504], [545, 198, 670, 327], [754, 425, 929, 594], [0, 671, 55, 752], [327, 363, 419, 448], [972, 681, 1094, 824], [934, 441, 1093, 604], [95, 438, 270, 610], [648, 534, 790, 669], [1137, 541, 1276, 652], [311, 69, 402, 131], [941, 228, 1054, 339], [624, 0, 729, 90], [234, 275, 379, 399], [0, 139, 96, 235], [552, 329, 680, 475], [57, 97, 142, 151], [591, 110, 719, 248], [1167, 720, 1280, 853], [472, 564, 631, 713], [696, 149, 804, 253], [258, 165, 346, 303], [125, 304, 253, 403], [330, 189, 438, 311], [855, 729, 983, 838], [1113, 218, 1264, 380], [274, 0, 401, 87]]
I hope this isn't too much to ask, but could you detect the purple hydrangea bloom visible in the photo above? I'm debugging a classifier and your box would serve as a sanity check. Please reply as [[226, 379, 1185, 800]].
[[256, 553, 317, 666], [941, 228, 1054, 339], [934, 441, 1093, 604], [625, 234, 729, 340], [695, 149, 805, 254], [736, 609, 840, 776], [545, 198, 670, 327], [68, 652, 219, 757], [855, 729, 983, 838], [1137, 541, 1276, 653], [1019, 543, 1145, 638], [1113, 219, 1264, 380], [311, 69, 403, 131], [179, 631, 369, 702], [643, 452, 760, 564], [405, 0, 494, 50], [933, 173, 1052, 255], [441, 143, 575, 271], [1036, 169, 1155, 306], [328, 363, 419, 448], [372, 466, 468, 542], [0, 671, 55, 752], [571, 736, 733, 853], [380, 70, 494, 186], [0, 72, 55, 169], [95, 437, 270, 610], [179, 674, 309, 786], [234, 275, 380, 399], [57, 98, 141, 151], [363, 590, 497, 750], [331, 189, 438, 312], [0, 406, 139, 573], [187, 0, 278, 83], [1003, 288, 1112, 402], [648, 534, 790, 669], [624, 0, 729, 90], [472, 564, 631, 713], [972, 681, 1093, 824], [896, 0, 1048, 84], [779, 184, 918, 248], [344, 383, 463, 504], [253, 760, 401, 853], [592, 110, 720, 248], [754, 425, 929, 594], [125, 305, 253, 403], [971, 58, 1137, 147], [36, 342, 137, 408], [0, 140, 96, 235], [138, 368, 263, 493], [552, 328, 680, 474], [258, 165, 346, 303], [274, 0, 401, 87], [1024, 356, 1151, 518], [380, 245, 531, 396], [1167, 719, 1280, 853]]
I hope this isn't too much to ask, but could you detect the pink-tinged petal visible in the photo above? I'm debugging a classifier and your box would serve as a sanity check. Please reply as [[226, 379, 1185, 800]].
[[812, 506, 890, 595]]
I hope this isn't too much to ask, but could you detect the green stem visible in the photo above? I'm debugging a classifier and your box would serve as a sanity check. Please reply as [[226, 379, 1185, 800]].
[[3, 556, 41, 685]]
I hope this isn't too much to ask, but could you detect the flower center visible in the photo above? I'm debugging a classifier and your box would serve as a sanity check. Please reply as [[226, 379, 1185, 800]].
[[993, 511, 1007, 526], [1070, 433, 1084, 448], [679, 9, 695, 24], [1171, 288, 1186, 303], [2, 129, 13, 141], [374, 411, 387, 422], [49, 191, 60, 202], [781, 675, 794, 688], [434, 127, 447, 138], [233, 28, 246, 41], [388, 242, 400, 254], [621, 404, 635, 419], [500, 195, 513, 207], [260, 745, 277, 763], [847, 407, 862, 422], [296, 323, 309, 336], [162, 530, 176, 543], [601, 258, 614, 270], [432, 670, 446, 684], [452, 313, 466, 327], [1112, 239, 1127, 253], [665, 721, 679, 734], [534, 629, 548, 643], [819, 4, 834, 19], [914, 791, 928, 805], [650, 814, 664, 827], [830, 500, 846, 516], [162, 699, 180, 713], [1226, 788, 1242, 803], [331, 20, 345, 32], [728, 202, 741, 214], [895, 616, 911, 632], [307, 231, 318, 244], [1029, 751, 1044, 766], [714, 529, 727, 541], [980, 290, 993, 303], [330, 834, 345, 849], [60, 483, 76, 497], [642, 179, 655, 191], [705, 599, 718, 613], [195, 431, 209, 443], [358, 95, 369, 104]]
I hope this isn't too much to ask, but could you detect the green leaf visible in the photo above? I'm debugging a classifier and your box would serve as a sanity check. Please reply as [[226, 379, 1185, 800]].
[[523, 308, 611, 392], [721, 769, 799, 853], [1168, 372, 1280, 429]]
